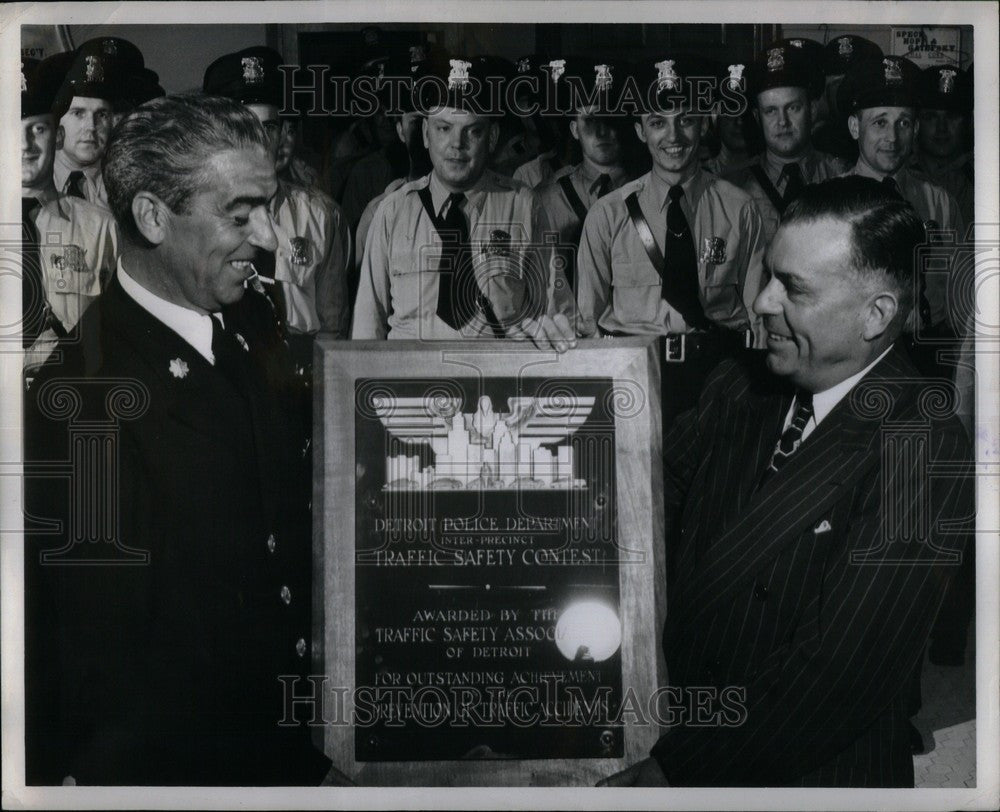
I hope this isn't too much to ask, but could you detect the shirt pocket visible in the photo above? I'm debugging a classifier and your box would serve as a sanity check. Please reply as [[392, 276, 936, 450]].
[[611, 261, 662, 325], [389, 248, 434, 320]]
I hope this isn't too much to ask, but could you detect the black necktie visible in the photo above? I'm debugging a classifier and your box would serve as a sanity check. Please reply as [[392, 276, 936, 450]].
[[435, 192, 472, 330], [65, 170, 87, 199], [881, 175, 901, 198], [781, 162, 804, 206], [21, 198, 47, 348], [665, 185, 709, 329], [594, 173, 611, 199], [210, 314, 246, 384], [761, 392, 814, 486]]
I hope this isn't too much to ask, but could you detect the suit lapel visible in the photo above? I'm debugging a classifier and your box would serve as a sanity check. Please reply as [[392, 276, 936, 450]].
[[678, 346, 920, 624]]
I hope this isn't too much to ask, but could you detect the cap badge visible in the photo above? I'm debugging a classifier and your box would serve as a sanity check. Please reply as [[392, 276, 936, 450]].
[[655, 59, 679, 91], [838, 37, 854, 57], [448, 59, 472, 90], [85, 56, 104, 83], [409, 45, 427, 65], [790, 39, 805, 48], [377, 61, 385, 80], [242, 56, 264, 86], [548, 59, 566, 84], [938, 68, 957, 94], [727, 63, 745, 91], [767, 47, 785, 73], [594, 64, 613, 91], [517, 58, 531, 74], [701, 236, 727, 265], [102, 39, 117, 57], [169, 358, 189, 379], [21, 62, 27, 93], [883, 58, 903, 85], [289, 236, 312, 266]]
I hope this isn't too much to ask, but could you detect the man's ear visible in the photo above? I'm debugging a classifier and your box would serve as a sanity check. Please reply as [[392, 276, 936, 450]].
[[488, 121, 500, 154], [131, 192, 170, 246], [634, 119, 646, 144], [699, 116, 710, 137], [569, 119, 580, 141], [421, 117, 430, 149], [864, 289, 900, 340], [847, 113, 861, 141]]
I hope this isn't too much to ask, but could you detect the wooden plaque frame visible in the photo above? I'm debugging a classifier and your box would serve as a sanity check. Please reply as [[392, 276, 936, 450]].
[[313, 338, 665, 786]]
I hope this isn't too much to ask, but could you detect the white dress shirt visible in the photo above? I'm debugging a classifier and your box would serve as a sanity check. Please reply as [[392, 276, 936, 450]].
[[118, 259, 221, 365]]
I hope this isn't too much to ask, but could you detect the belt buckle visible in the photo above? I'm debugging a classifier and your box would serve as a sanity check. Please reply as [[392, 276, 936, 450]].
[[665, 334, 686, 363]]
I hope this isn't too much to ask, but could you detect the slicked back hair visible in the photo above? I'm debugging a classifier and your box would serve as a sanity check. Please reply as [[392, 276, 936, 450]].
[[103, 93, 270, 246], [781, 175, 927, 320]]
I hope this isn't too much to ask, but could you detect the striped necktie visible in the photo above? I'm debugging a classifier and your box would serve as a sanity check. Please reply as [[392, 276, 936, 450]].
[[761, 392, 814, 485]]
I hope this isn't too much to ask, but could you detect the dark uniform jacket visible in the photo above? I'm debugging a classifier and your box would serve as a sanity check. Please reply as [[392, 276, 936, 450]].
[[24, 276, 328, 785], [652, 346, 973, 787]]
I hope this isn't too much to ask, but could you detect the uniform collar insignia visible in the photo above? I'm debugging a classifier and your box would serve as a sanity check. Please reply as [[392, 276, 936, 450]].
[[448, 59, 472, 90], [655, 59, 679, 91], [169, 358, 189, 379]]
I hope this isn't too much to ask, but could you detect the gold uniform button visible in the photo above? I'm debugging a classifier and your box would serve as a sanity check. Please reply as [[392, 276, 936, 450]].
[[296, 638, 307, 657], [280, 585, 292, 605], [267, 533, 276, 553]]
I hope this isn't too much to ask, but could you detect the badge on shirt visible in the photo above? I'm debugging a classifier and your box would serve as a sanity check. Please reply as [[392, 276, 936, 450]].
[[701, 236, 727, 264], [483, 229, 512, 257], [289, 236, 312, 265], [51, 245, 86, 273]]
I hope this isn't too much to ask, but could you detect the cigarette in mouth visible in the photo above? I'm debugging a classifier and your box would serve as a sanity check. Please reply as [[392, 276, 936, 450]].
[[249, 264, 275, 285]]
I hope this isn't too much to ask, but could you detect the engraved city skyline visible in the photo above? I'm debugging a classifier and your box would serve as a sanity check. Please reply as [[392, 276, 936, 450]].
[[375, 394, 595, 490]]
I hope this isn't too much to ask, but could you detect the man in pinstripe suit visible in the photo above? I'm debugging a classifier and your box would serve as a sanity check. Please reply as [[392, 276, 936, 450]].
[[601, 176, 973, 787]]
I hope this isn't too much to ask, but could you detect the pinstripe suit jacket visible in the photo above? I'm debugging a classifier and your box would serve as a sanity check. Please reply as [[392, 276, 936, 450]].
[[651, 345, 973, 787]]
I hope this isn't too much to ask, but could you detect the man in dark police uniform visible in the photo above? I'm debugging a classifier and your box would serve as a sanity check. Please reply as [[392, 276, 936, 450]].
[[23, 94, 331, 786]]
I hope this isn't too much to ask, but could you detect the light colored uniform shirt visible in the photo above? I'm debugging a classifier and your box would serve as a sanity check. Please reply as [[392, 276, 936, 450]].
[[909, 152, 974, 227], [727, 148, 848, 244], [270, 180, 351, 338], [352, 169, 575, 340], [355, 177, 408, 273], [702, 143, 752, 178], [32, 194, 119, 332], [53, 151, 108, 210], [845, 163, 964, 328], [511, 150, 561, 189], [575, 168, 767, 344], [535, 162, 629, 288]]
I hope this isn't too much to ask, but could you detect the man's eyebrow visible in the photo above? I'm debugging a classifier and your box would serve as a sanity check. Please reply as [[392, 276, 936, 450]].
[[224, 191, 276, 212]]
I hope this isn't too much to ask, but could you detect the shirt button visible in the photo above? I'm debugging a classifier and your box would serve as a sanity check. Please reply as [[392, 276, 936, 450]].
[[267, 533, 276, 553], [296, 638, 307, 657], [280, 585, 292, 605], [754, 583, 769, 601]]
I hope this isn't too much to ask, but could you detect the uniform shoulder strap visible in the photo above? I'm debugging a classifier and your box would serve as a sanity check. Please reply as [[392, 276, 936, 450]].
[[749, 163, 787, 215], [624, 192, 665, 271], [558, 174, 590, 223]]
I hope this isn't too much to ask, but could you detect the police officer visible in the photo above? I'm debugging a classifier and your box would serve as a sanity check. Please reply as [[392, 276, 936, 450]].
[[814, 34, 883, 163], [727, 41, 848, 244], [21, 55, 119, 373], [702, 62, 753, 178], [839, 54, 964, 336], [351, 54, 577, 348], [204, 46, 352, 366], [534, 58, 632, 292], [510, 56, 575, 188], [575, 56, 766, 425], [51, 37, 146, 208], [912, 64, 974, 226]]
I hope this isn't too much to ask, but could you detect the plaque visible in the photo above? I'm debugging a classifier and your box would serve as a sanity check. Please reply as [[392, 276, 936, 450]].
[[315, 339, 665, 785]]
